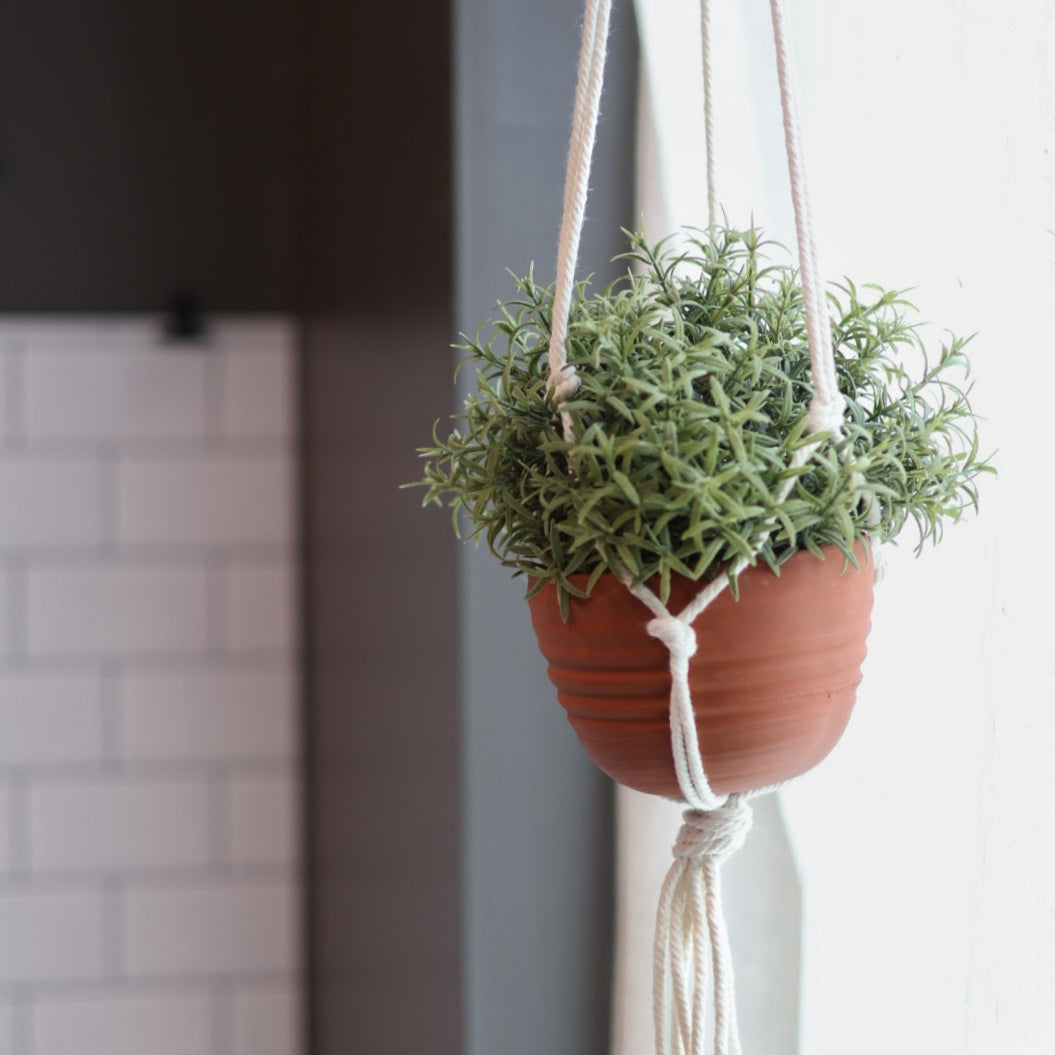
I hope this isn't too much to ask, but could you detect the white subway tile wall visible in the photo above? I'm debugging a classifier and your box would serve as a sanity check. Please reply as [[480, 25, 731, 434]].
[[222, 563, 297, 655], [0, 319, 302, 1055], [32, 992, 214, 1055], [231, 986, 301, 1055]]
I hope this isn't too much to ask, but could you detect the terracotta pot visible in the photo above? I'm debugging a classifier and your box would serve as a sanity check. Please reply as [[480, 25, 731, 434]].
[[527, 543, 874, 799]]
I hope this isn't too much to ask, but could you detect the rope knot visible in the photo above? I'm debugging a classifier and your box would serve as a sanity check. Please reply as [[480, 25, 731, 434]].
[[551, 363, 581, 408], [645, 615, 697, 660], [807, 393, 846, 438], [673, 798, 753, 863]]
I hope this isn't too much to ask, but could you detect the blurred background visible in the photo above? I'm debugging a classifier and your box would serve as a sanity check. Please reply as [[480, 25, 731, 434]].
[[0, 1, 632, 1054]]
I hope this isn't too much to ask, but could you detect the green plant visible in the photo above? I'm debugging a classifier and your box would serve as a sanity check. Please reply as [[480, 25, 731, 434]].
[[415, 225, 991, 613]]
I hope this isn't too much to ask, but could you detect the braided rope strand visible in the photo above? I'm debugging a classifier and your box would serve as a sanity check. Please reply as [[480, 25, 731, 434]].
[[548, 0, 614, 441], [652, 802, 754, 1055], [768, 0, 844, 437], [700, 0, 717, 228]]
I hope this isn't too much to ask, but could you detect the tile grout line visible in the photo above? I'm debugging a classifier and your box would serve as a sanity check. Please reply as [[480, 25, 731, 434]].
[[9, 775, 30, 879], [1, 778, 15, 887], [207, 553, 229, 660], [11, 987, 31, 1055], [98, 447, 120, 556], [0, 969, 296, 1004], [208, 770, 232, 874], [0, 759, 294, 783], [211, 979, 234, 1055], [7, 557, 27, 666], [0, 545, 292, 569], [101, 661, 123, 771], [2, 779, 14, 882], [7, 341, 26, 449], [0, 862, 299, 895], [0, 437, 290, 457], [102, 876, 126, 984], [204, 342, 225, 445]]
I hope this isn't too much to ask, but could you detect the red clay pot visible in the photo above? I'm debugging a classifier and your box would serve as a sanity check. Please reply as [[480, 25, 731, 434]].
[[527, 543, 874, 799]]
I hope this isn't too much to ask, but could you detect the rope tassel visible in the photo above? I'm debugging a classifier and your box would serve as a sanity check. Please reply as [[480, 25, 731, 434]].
[[654, 800, 753, 1055]]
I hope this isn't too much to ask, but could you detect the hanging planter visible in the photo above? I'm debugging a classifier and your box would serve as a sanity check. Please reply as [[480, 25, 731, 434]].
[[414, 0, 990, 1051], [418, 225, 987, 791]]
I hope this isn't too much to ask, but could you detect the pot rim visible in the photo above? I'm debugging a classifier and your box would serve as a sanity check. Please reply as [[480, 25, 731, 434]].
[[532, 539, 875, 592]]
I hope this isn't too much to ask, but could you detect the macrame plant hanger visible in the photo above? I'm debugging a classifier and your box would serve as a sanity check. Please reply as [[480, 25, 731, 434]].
[[545, 2, 851, 1053]]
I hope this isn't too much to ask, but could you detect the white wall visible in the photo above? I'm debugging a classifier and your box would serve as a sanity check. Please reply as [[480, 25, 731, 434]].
[[0, 319, 301, 1055], [630, 2, 1054, 1051]]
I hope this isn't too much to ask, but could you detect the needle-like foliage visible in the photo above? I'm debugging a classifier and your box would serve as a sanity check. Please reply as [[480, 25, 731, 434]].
[[416, 226, 991, 613]]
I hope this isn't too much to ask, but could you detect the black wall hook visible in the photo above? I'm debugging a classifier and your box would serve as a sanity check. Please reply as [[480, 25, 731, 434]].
[[163, 287, 207, 343]]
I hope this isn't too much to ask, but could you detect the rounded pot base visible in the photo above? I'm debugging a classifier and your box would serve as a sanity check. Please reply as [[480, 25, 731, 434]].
[[527, 544, 874, 799]]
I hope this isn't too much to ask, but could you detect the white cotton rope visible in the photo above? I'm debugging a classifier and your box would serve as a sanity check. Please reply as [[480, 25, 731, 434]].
[[547, 0, 614, 443], [700, 0, 717, 229], [768, 0, 844, 438], [652, 798, 752, 1055], [544, 3, 862, 1053]]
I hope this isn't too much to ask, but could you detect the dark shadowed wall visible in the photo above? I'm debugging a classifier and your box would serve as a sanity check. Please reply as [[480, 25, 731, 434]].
[[298, 1, 462, 1053], [0, 1, 296, 312]]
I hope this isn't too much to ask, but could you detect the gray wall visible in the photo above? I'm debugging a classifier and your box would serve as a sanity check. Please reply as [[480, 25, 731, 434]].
[[299, 2, 462, 1053], [455, 3, 638, 1053], [303, 318, 461, 1055]]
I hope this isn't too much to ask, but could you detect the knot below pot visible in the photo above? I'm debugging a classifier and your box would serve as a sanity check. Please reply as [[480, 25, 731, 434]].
[[674, 797, 753, 862]]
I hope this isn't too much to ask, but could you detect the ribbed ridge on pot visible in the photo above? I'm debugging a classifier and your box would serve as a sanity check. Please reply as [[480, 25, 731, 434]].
[[527, 545, 874, 799]]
